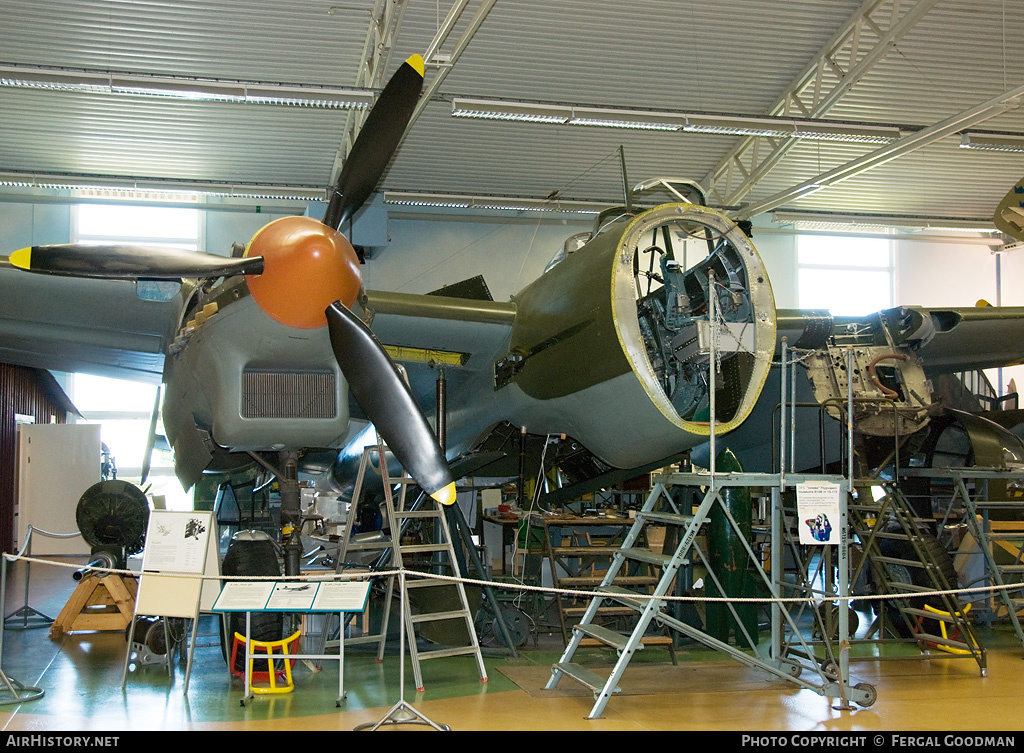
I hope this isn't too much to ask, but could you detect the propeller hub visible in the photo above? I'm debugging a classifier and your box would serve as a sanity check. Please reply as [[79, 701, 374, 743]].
[[245, 216, 361, 329]]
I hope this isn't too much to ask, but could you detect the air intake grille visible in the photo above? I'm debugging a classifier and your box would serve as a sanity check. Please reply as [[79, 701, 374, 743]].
[[241, 371, 337, 419]]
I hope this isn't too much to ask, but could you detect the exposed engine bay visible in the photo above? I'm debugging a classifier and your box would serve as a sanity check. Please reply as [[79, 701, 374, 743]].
[[803, 307, 936, 438]]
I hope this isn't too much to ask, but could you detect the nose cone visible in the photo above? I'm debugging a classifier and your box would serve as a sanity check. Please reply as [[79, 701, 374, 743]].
[[245, 216, 362, 329]]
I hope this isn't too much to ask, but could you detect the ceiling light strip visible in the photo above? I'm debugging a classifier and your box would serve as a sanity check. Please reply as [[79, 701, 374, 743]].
[[0, 65, 374, 109], [450, 97, 902, 143], [384, 190, 604, 214], [0, 171, 326, 201], [959, 132, 1024, 153]]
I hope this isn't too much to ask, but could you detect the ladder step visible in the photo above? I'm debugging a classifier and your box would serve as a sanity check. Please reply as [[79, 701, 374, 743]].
[[553, 547, 622, 557], [871, 531, 916, 541], [885, 582, 940, 594], [393, 509, 444, 519], [565, 606, 636, 618], [410, 609, 472, 624], [573, 624, 636, 651], [620, 547, 676, 567], [559, 575, 658, 587], [346, 541, 391, 551], [597, 585, 661, 611], [914, 632, 976, 653], [900, 607, 962, 623], [884, 581, 937, 594], [638, 511, 694, 526], [343, 634, 385, 646], [874, 555, 928, 569], [399, 543, 450, 554], [998, 565, 1024, 574], [417, 646, 482, 661], [551, 662, 620, 694], [405, 577, 452, 588]]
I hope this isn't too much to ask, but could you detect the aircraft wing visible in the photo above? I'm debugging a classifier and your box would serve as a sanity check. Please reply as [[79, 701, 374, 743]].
[[777, 305, 1024, 374], [909, 305, 1024, 373], [0, 258, 185, 384], [359, 289, 516, 429]]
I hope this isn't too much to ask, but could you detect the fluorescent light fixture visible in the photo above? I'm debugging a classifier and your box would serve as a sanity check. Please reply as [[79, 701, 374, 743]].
[[0, 65, 373, 109], [0, 66, 111, 93], [792, 122, 902, 143], [451, 97, 902, 143], [772, 209, 997, 233], [451, 98, 571, 124], [567, 107, 684, 131], [384, 190, 604, 214], [0, 171, 325, 202], [243, 85, 373, 109], [959, 132, 1024, 153], [382, 191, 473, 209], [682, 114, 899, 143], [110, 76, 246, 102]]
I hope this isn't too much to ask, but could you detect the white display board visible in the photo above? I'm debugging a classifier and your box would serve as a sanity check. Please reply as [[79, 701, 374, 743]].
[[135, 511, 216, 619], [212, 580, 370, 614], [16, 423, 100, 555]]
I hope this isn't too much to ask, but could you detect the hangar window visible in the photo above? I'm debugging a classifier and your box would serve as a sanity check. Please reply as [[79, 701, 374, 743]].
[[797, 235, 893, 316], [68, 204, 201, 511]]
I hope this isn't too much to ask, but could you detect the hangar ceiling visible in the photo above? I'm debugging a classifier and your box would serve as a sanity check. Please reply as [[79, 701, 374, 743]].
[[1, 0, 1023, 226]]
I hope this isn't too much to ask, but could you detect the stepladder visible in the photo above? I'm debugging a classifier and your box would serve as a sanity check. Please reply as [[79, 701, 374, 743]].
[[333, 437, 488, 691], [848, 481, 986, 673]]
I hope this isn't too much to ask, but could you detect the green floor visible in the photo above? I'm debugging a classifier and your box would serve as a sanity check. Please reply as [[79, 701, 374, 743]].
[[1, 557, 1021, 731]]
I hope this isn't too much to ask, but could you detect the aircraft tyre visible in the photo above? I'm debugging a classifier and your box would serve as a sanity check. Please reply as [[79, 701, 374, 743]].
[[874, 528, 958, 638], [220, 531, 284, 673]]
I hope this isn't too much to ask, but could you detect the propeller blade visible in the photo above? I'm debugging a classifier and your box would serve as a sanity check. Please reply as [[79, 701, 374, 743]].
[[325, 301, 455, 505], [9, 244, 264, 279], [322, 54, 425, 230]]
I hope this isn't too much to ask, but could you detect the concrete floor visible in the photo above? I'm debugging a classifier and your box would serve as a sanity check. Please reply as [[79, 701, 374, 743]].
[[0, 556, 1022, 733]]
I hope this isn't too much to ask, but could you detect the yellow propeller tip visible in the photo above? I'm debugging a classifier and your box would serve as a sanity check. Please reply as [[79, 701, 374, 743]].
[[405, 54, 425, 78], [429, 481, 457, 506], [9, 247, 31, 270], [976, 299, 993, 307]]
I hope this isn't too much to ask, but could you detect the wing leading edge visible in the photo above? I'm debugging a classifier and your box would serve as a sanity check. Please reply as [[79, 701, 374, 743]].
[[0, 258, 185, 384]]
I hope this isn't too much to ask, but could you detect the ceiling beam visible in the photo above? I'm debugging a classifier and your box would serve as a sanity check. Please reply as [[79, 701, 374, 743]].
[[701, 0, 940, 207], [329, 0, 411, 187], [328, 0, 496, 194], [408, 0, 497, 134], [734, 82, 1024, 220]]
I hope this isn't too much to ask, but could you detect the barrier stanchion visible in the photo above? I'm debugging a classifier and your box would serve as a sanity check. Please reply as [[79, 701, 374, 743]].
[[0, 551, 44, 704], [4, 526, 81, 631]]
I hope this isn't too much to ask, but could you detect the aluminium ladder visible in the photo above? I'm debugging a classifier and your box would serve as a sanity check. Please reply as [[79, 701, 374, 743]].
[[934, 468, 1024, 649], [547, 472, 878, 719], [848, 481, 986, 673], [333, 439, 487, 691]]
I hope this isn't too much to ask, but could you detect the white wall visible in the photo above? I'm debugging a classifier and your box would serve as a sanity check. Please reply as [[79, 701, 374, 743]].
[[0, 201, 71, 248], [895, 237, 1001, 308], [745, 229, 798, 309]]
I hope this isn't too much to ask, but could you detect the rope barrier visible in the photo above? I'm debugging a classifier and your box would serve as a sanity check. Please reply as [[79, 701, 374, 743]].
[[4, 549, 1019, 609]]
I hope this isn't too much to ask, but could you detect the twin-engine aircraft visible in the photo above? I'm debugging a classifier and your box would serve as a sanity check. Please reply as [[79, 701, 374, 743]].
[[5, 51, 1024, 567]]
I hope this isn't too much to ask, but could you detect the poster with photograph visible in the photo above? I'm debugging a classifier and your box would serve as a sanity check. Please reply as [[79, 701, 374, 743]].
[[136, 511, 215, 618], [141, 511, 212, 574], [796, 480, 842, 545]]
